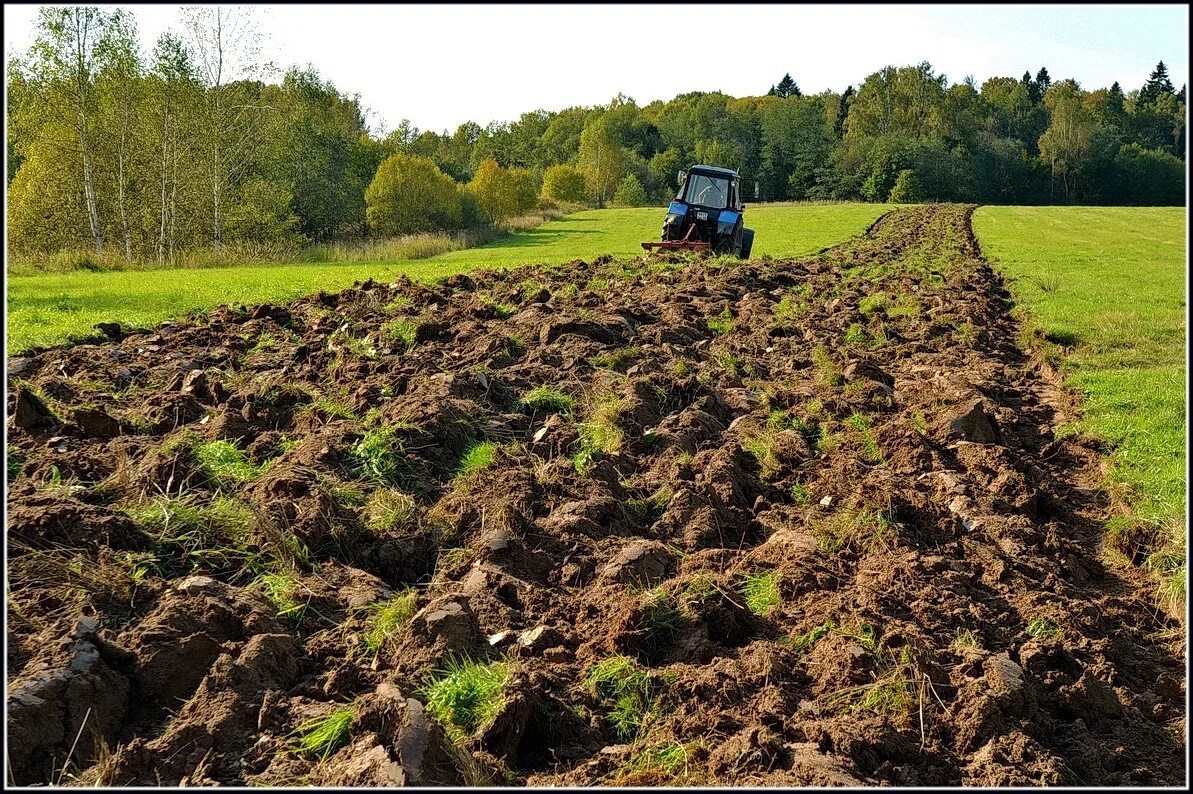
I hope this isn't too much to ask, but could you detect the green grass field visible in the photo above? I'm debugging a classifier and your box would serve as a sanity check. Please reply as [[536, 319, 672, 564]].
[[6, 203, 889, 355], [974, 206, 1186, 603]]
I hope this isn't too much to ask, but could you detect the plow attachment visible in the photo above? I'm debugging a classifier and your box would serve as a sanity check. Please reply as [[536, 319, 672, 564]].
[[641, 239, 711, 252], [641, 220, 710, 252]]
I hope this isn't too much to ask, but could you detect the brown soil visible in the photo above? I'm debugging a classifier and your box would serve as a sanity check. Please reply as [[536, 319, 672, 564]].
[[5, 205, 1186, 786]]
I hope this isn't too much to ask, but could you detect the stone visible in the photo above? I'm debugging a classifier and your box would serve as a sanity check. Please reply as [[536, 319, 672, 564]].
[[944, 398, 1001, 444], [516, 625, 562, 653], [13, 388, 57, 431], [600, 539, 675, 588]]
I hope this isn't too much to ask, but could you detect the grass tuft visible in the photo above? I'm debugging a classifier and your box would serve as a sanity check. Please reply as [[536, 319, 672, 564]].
[[194, 439, 264, 489], [292, 705, 356, 759], [364, 488, 419, 533], [738, 570, 781, 616], [421, 658, 510, 742], [361, 589, 418, 654], [519, 386, 574, 417], [457, 441, 497, 477]]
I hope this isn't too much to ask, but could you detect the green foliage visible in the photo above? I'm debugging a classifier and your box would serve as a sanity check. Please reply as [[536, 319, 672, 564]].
[[584, 655, 657, 740], [790, 620, 836, 651], [813, 508, 895, 553], [381, 318, 419, 350], [541, 164, 589, 204], [467, 157, 535, 224], [573, 393, 624, 471], [364, 488, 418, 533], [193, 440, 265, 490], [350, 426, 413, 486], [255, 571, 305, 619], [1025, 617, 1059, 639], [612, 173, 650, 207], [706, 306, 734, 335], [589, 347, 640, 371], [457, 441, 497, 477], [292, 706, 356, 759], [739, 571, 781, 615], [519, 386, 574, 416], [810, 345, 843, 386], [887, 169, 922, 203], [365, 152, 462, 235], [361, 589, 418, 654], [421, 658, 510, 741]]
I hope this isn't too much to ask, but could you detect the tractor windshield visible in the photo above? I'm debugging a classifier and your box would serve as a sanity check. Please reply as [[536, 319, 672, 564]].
[[682, 173, 730, 209]]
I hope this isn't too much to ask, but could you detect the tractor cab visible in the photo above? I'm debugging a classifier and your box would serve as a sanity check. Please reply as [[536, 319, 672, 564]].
[[642, 164, 754, 258]]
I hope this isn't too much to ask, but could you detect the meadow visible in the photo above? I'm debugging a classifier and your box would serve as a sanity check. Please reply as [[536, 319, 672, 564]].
[[6, 203, 890, 355], [974, 206, 1186, 598]]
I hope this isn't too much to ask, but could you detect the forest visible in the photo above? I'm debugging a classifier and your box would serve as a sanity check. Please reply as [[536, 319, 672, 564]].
[[6, 7, 1187, 267]]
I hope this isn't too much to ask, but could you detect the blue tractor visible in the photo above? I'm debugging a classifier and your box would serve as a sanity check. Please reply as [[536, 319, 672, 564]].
[[642, 164, 754, 258]]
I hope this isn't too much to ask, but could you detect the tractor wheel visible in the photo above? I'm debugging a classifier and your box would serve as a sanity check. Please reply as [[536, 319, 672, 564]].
[[740, 228, 755, 259]]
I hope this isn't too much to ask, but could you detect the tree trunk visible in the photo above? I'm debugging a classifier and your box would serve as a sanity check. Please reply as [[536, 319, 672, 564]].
[[157, 111, 170, 266], [79, 119, 103, 253], [118, 143, 131, 261]]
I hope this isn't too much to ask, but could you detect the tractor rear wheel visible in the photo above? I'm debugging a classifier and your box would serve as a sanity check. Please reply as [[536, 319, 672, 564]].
[[740, 228, 755, 259]]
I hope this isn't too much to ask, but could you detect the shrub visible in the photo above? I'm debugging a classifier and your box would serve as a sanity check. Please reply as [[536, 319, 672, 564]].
[[541, 164, 589, 204], [366, 153, 463, 235], [467, 158, 522, 224], [887, 169, 923, 203], [612, 173, 650, 207]]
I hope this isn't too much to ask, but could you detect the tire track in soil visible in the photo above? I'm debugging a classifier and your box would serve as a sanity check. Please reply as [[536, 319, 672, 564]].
[[5, 205, 1185, 786]]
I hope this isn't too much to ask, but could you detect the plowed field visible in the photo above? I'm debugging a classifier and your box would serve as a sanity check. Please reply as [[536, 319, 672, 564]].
[[5, 205, 1185, 786]]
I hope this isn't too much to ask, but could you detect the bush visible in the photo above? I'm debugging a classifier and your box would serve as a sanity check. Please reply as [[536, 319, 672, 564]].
[[466, 158, 521, 224], [612, 173, 650, 207], [1114, 143, 1185, 205], [541, 163, 589, 204], [366, 153, 463, 235], [224, 178, 308, 245], [887, 169, 922, 203]]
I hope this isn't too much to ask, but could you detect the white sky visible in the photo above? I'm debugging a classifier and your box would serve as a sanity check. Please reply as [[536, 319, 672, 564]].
[[4, 3, 1189, 135]]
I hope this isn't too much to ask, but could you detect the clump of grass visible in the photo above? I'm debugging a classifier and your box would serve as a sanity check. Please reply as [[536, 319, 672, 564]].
[[952, 628, 979, 649], [361, 589, 418, 654], [813, 508, 896, 554], [742, 430, 781, 480], [810, 346, 843, 386], [501, 335, 526, 360], [457, 441, 497, 477], [633, 589, 683, 659], [478, 293, 518, 318], [350, 426, 413, 486], [789, 620, 836, 652], [790, 482, 811, 506], [590, 347, 640, 371], [7, 446, 26, 482], [573, 393, 624, 471], [1025, 617, 1059, 639], [844, 412, 883, 464], [194, 439, 265, 490], [422, 658, 510, 742], [364, 488, 419, 533], [328, 325, 378, 359], [255, 571, 305, 619], [292, 705, 356, 759], [584, 655, 657, 740], [626, 485, 673, 524], [738, 570, 781, 616], [384, 295, 412, 311], [858, 293, 888, 315], [671, 360, 692, 376], [844, 323, 870, 346], [381, 318, 419, 350], [313, 393, 359, 421], [619, 742, 691, 780], [711, 350, 741, 376], [519, 386, 574, 417], [827, 647, 916, 716], [773, 291, 808, 322], [706, 306, 734, 336]]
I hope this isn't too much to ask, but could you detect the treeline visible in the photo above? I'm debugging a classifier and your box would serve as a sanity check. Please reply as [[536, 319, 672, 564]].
[[6, 7, 1187, 265]]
